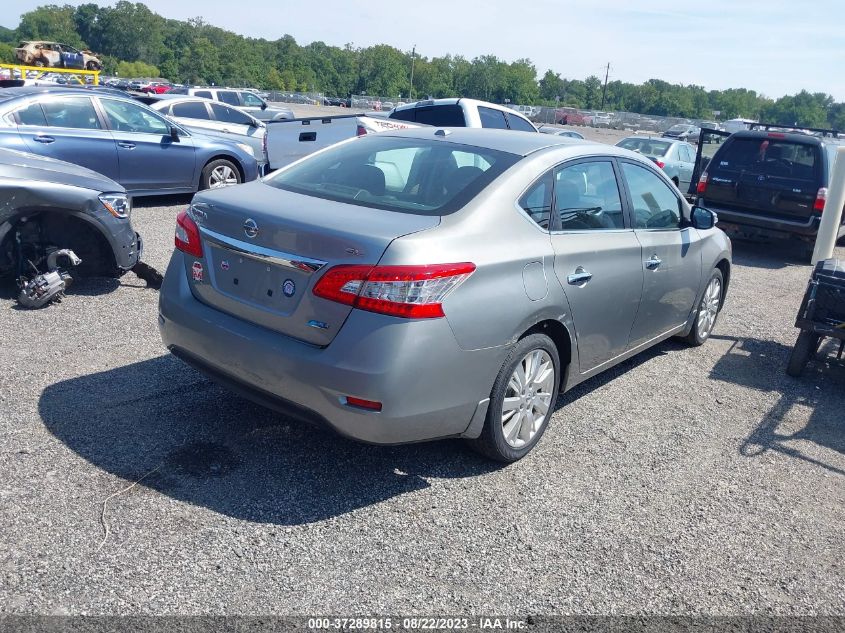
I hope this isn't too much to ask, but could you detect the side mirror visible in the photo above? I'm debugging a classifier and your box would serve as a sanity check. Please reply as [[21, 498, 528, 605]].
[[261, 102, 268, 110], [169, 125, 180, 141], [691, 205, 717, 230]]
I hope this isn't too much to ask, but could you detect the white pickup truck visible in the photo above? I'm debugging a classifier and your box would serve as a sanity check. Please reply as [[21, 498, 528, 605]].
[[265, 98, 538, 170]]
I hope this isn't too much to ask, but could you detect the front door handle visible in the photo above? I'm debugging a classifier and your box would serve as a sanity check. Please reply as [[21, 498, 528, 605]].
[[34, 135, 55, 144], [567, 267, 593, 285], [645, 255, 662, 270], [117, 141, 136, 149]]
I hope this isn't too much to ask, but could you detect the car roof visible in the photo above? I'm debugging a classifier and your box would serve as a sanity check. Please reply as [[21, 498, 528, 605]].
[[378, 127, 627, 158], [0, 86, 135, 104], [728, 130, 826, 145], [392, 97, 526, 116]]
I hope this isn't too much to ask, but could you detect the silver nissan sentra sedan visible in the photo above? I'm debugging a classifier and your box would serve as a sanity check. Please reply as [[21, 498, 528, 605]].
[[158, 127, 731, 462]]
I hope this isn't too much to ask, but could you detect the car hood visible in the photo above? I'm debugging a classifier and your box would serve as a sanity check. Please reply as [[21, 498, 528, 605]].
[[0, 148, 123, 192]]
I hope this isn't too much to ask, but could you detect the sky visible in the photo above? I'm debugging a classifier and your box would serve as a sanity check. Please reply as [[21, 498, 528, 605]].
[[5, 0, 844, 100]]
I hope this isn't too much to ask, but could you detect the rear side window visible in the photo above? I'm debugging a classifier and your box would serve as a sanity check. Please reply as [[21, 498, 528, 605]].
[[171, 101, 211, 120], [15, 102, 47, 126], [194, 90, 213, 99], [217, 91, 240, 106], [506, 113, 536, 132], [555, 161, 624, 230], [519, 171, 553, 229], [714, 137, 819, 182], [41, 98, 101, 130], [265, 135, 519, 215], [479, 107, 508, 129], [390, 105, 465, 127]]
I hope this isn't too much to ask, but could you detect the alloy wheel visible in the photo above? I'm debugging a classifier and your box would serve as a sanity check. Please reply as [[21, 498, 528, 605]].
[[697, 277, 722, 339], [208, 165, 238, 188], [501, 349, 555, 448]]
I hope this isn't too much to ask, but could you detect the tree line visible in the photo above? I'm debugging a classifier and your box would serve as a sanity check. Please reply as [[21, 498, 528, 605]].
[[2, 2, 844, 129]]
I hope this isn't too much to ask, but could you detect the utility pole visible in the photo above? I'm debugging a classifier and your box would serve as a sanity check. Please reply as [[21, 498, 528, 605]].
[[600, 62, 610, 110], [409, 45, 416, 101]]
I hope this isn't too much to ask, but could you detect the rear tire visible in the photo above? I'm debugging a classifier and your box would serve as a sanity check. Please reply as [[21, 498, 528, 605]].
[[683, 268, 723, 346], [468, 333, 560, 463], [201, 159, 241, 190], [786, 330, 820, 377]]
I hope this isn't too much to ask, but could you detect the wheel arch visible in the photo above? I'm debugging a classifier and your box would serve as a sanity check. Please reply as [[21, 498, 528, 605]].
[[715, 257, 730, 307], [0, 207, 118, 277], [519, 318, 574, 392], [198, 154, 245, 189]]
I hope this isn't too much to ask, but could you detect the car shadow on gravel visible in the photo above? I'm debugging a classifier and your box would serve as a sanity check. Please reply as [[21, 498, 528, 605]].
[[710, 334, 845, 476], [729, 239, 814, 270], [38, 354, 503, 525]]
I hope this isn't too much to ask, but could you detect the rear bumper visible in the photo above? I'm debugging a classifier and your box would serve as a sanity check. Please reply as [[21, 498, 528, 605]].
[[707, 205, 828, 240], [157, 252, 506, 444]]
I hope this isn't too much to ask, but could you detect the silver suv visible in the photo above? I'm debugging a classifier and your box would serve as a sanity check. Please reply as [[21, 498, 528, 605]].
[[168, 87, 293, 121]]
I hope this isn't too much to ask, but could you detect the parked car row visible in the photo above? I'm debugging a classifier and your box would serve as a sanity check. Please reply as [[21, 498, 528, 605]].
[[0, 87, 259, 195], [0, 80, 739, 461]]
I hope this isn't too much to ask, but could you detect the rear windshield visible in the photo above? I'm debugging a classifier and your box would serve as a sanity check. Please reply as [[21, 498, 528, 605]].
[[713, 137, 819, 182], [264, 135, 519, 215], [617, 138, 671, 158], [389, 105, 465, 127]]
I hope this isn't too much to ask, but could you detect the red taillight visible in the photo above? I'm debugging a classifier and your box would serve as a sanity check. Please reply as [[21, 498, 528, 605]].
[[814, 187, 828, 213], [356, 124, 367, 136], [655, 160, 665, 169], [767, 132, 786, 139], [312, 263, 476, 319], [175, 210, 203, 257], [344, 396, 382, 411], [696, 170, 709, 195]]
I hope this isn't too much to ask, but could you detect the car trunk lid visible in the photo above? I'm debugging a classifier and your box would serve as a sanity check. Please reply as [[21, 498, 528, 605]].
[[184, 180, 440, 346]]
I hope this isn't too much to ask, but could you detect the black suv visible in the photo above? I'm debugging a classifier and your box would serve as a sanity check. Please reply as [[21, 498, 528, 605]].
[[696, 130, 845, 257]]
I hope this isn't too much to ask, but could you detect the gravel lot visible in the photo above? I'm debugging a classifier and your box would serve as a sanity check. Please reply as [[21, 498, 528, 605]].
[[1, 124, 844, 616]]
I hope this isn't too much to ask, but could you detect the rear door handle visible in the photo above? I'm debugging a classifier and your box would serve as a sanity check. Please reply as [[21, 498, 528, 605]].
[[34, 135, 55, 144], [117, 141, 136, 149], [567, 267, 593, 285], [645, 255, 662, 270]]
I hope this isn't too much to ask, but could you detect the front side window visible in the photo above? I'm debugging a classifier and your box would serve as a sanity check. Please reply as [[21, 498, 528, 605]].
[[506, 113, 536, 132], [621, 162, 682, 229], [211, 103, 252, 125], [41, 97, 101, 130], [519, 171, 553, 229], [171, 101, 211, 120], [194, 90, 213, 99], [217, 91, 240, 106], [617, 137, 671, 160], [101, 99, 170, 135], [265, 135, 519, 216], [554, 161, 624, 230], [479, 106, 508, 130], [241, 92, 264, 107]]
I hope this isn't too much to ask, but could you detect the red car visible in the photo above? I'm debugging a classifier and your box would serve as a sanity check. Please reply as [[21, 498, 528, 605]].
[[141, 82, 172, 94]]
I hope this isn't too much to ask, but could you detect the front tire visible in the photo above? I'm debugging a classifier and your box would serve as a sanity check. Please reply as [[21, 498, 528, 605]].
[[201, 159, 241, 190], [468, 333, 560, 463], [683, 268, 723, 346]]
